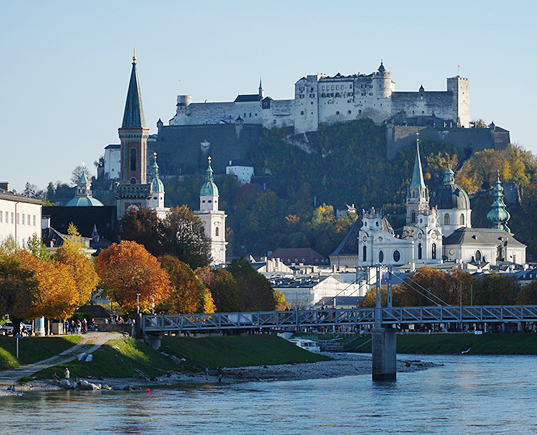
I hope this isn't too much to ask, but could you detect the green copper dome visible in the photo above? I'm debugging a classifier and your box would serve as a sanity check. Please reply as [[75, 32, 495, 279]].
[[150, 153, 165, 194], [200, 157, 219, 197]]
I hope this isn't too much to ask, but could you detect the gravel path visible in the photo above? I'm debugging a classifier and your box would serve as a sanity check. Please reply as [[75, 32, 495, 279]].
[[0, 332, 123, 386]]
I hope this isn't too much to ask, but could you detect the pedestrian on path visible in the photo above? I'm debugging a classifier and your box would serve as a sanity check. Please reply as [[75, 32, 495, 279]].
[[65, 368, 70, 380]]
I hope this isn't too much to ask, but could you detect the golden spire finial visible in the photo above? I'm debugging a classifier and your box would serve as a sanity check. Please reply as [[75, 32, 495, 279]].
[[133, 48, 137, 64], [208, 156, 212, 165], [154, 152, 157, 160]]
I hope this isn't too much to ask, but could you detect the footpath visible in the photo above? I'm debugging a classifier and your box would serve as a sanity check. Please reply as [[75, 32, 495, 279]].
[[0, 332, 120, 386]]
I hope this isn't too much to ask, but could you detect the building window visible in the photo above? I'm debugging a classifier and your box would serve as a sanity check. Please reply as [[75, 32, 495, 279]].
[[130, 148, 137, 172], [460, 214, 465, 225], [444, 214, 450, 225], [418, 243, 422, 260], [16, 213, 19, 225], [379, 250, 384, 263], [363, 245, 367, 262], [22, 214, 24, 225], [476, 250, 482, 262], [432, 243, 437, 259], [0, 211, 2, 223], [393, 250, 401, 262], [130, 177, 136, 184], [411, 211, 416, 223], [11, 212, 14, 224], [215, 227, 219, 237]]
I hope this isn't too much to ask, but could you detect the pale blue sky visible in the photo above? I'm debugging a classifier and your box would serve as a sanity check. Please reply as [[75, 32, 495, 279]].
[[1, 0, 536, 192]]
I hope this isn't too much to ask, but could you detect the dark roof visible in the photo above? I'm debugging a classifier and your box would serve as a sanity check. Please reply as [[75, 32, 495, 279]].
[[234, 94, 262, 103], [76, 304, 111, 319], [105, 144, 121, 149], [430, 183, 470, 210], [444, 228, 526, 247], [330, 219, 361, 257], [269, 248, 328, 265]]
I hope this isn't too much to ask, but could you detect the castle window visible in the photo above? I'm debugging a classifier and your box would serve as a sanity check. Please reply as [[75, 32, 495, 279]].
[[393, 250, 401, 262], [336, 111, 340, 115], [215, 227, 219, 237], [379, 250, 384, 263], [460, 214, 465, 225], [432, 243, 437, 260], [444, 214, 450, 225], [348, 110, 351, 114], [301, 111, 304, 115], [130, 148, 137, 172], [363, 245, 367, 262], [418, 243, 423, 260]]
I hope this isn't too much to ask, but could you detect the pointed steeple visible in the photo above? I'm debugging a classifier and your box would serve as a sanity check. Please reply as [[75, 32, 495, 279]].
[[487, 177, 511, 233], [200, 156, 219, 197], [410, 137, 426, 190], [259, 76, 263, 98], [122, 51, 146, 128]]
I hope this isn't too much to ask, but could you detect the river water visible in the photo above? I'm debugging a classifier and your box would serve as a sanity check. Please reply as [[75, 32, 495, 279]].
[[1, 354, 536, 434]]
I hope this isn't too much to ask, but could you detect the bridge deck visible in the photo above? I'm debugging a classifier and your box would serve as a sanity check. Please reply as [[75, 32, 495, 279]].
[[142, 305, 537, 333]]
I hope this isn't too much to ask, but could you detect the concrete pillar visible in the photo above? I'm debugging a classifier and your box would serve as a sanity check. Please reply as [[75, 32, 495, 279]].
[[372, 326, 397, 381], [144, 334, 162, 350]]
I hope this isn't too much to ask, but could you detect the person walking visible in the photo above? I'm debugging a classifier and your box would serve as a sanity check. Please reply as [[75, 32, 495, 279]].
[[65, 368, 70, 380]]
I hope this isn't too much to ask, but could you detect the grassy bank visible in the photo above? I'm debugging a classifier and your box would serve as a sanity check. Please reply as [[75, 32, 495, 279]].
[[341, 333, 537, 355], [17, 335, 329, 380], [0, 336, 82, 369], [161, 335, 330, 371]]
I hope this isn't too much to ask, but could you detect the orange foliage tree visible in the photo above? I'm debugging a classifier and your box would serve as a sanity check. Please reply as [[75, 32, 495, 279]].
[[196, 266, 240, 312], [95, 241, 171, 315], [55, 223, 99, 306], [158, 256, 215, 314]]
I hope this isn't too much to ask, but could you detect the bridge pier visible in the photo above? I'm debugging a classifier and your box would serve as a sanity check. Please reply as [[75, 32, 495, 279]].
[[144, 333, 162, 350], [372, 326, 397, 381]]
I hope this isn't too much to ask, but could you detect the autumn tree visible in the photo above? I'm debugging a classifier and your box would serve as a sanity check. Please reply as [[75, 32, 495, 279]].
[[227, 257, 285, 311], [196, 266, 240, 312], [163, 205, 211, 269], [95, 241, 171, 315], [55, 223, 99, 306], [119, 207, 167, 257], [158, 256, 215, 314]]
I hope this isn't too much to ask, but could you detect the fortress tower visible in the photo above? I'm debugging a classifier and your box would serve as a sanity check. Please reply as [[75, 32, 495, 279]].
[[447, 76, 470, 128]]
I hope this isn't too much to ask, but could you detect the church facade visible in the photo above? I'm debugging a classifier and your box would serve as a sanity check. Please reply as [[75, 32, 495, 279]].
[[332, 141, 526, 269]]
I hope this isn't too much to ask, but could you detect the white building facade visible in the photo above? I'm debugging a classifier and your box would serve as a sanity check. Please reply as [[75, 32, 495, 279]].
[[0, 188, 42, 247]]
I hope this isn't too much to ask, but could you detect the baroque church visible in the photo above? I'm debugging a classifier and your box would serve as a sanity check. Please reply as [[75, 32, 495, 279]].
[[114, 55, 226, 265], [331, 140, 526, 269]]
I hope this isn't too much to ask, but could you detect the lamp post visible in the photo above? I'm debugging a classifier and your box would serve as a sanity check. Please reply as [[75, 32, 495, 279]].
[[151, 294, 155, 315], [137, 293, 141, 314]]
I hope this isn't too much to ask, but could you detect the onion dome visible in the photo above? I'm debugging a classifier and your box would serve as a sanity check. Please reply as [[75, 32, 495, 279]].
[[200, 157, 219, 197], [487, 177, 510, 232], [150, 152, 165, 194], [430, 168, 470, 210]]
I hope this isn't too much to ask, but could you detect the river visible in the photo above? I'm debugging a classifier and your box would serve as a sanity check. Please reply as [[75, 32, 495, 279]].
[[1, 354, 536, 434]]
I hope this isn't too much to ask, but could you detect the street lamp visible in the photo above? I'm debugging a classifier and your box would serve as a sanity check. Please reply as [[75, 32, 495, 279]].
[[151, 294, 155, 315], [137, 293, 141, 314]]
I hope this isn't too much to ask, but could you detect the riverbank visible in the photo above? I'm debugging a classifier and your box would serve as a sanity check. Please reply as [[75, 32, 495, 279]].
[[0, 352, 439, 393]]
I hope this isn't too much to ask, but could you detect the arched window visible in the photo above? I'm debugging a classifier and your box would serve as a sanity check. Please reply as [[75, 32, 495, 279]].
[[393, 250, 401, 262], [444, 213, 450, 225], [363, 245, 367, 262], [432, 243, 437, 260], [476, 250, 482, 262], [215, 227, 219, 237], [460, 214, 465, 225], [418, 243, 423, 260], [130, 148, 137, 172], [412, 191, 416, 198], [130, 177, 136, 184], [411, 211, 416, 223], [379, 250, 384, 263]]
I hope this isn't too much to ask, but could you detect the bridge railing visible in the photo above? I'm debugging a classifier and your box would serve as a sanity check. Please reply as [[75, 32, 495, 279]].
[[142, 305, 537, 333]]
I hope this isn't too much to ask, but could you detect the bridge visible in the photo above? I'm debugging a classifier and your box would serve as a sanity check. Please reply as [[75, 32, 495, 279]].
[[142, 305, 537, 333]]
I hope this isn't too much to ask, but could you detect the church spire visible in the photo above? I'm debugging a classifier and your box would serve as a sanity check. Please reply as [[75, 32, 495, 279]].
[[121, 51, 146, 128], [259, 76, 263, 98], [487, 176, 511, 233], [410, 136, 426, 190]]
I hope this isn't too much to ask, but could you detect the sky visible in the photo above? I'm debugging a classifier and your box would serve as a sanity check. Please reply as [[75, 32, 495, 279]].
[[1, 0, 536, 193]]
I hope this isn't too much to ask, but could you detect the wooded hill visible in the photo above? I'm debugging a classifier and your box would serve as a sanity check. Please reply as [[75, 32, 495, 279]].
[[161, 120, 537, 261]]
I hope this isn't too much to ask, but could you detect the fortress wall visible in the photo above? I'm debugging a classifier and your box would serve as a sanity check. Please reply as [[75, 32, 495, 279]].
[[263, 99, 294, 129], [170, 101, 263, 126], [392, 92, 454, 121], [386, 125, 495, 160], [151, 124, 262, 176]]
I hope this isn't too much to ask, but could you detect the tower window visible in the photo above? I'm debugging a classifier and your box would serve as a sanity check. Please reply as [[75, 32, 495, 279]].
[[130, 178, 136, 184], [393, 250, 401, 262], [379, 250, 384, 263], [460, 214, 465, 225], [363, 245, 367, 262], [215, 227, 219, 237], [444, 214, 450, 225], [411, 211, 416, 223], [130, 148, 137, 172], [476, 250, 482, 262], [418, 243, 423, 260], [432, 243, 437, 260]]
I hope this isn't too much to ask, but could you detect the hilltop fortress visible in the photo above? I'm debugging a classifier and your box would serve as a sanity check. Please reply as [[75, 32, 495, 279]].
[[169, 62, 470, 134]]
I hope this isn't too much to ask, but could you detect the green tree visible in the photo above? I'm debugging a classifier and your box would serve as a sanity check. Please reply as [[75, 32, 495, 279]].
[[163, 205, 211, 269], [196, 266, 240, 312], [119, 207, 167, 257]]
